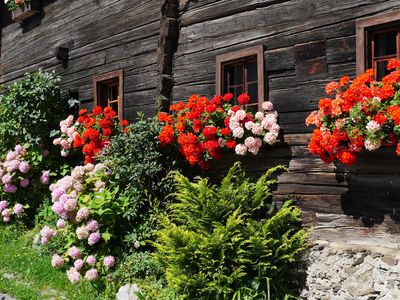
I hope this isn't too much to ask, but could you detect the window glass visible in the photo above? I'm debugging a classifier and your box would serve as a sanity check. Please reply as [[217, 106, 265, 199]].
[[222, 59, 259, 104], [376, 60, 391, 81], [247, 83, 258, 101], [247, 61, 258, 82], [374, 30, 397, 57]]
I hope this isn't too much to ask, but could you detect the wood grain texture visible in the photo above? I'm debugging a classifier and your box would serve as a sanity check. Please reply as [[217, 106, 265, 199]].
[[3, 0, 400, 247], [173, 0, 400, 246], [0, 0, 161, 122]]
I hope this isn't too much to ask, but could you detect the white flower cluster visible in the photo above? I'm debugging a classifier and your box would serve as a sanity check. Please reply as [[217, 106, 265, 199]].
[[228, 101, 280, 156]]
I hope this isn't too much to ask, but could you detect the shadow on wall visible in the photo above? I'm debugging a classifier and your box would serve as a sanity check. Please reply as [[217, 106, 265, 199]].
[[336, 147, 400, 227]]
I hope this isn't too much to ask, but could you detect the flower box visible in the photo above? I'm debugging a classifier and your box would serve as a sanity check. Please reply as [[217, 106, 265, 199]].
[[12, 1, 40, 22]]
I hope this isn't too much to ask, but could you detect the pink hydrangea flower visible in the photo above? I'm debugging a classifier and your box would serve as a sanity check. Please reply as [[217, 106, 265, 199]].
[[2, 174, 12, 184], [51, 254, 65, 268], [103, 255, 116, 268], [69, 246, 82, 260], [13, 203, 24, 216], [40, 171, 50, 185], [18, 162, 30, 174], [52, 202, 67, 218], [86, 255, 97, 266], [4, 183, 17, 193], [66, 267, 81, 284], [85, 269, 98, 281], [40, 226, 53, 239], [87, 220, 99, 232], [0, 200, 8, 212], [6, 151, 17, 161], [56, 219, 66, 229], [74, 259, 84, 270], [51, 188, 65, 201], [88, 232, 101, 246], [76, 226, 90, 240], [2, 216, 10, 223], [2, 208, 10, 217], [7, 160, 20, 173], [64, 198, 77, 212], [20, 178, 30, 188], [83, 163, 95, 173], [14, 145, 24, 154], [76, 207, 90, 222]]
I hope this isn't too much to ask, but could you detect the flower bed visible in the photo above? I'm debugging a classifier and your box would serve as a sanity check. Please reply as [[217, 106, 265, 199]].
[[54, 106, 128, 164], [306, 59, 400, 165], [39, 163, 119, 283], [158, 93, 280, 169]]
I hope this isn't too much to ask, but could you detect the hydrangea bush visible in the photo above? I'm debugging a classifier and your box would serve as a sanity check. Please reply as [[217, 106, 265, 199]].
[[306, 58, 400, 165], [54, 106, 128, 164], [0, 145, 52, 224], [39, 163, 124, 283], [158, 93, 280, 169]]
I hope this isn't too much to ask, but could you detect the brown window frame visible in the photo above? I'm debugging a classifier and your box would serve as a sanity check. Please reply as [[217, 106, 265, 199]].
[[356, 11, 400, 76], [216, 45, 265, 110], [92, 70, 124, 120]]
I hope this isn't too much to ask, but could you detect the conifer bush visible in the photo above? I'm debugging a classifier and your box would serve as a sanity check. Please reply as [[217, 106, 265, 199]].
[[154, 163, 308, 299]]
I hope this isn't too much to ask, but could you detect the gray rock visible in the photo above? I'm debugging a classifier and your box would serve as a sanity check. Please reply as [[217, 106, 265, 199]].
[[300, 243, 400, 300], [0, 293, 16, 300], [116, 284, 141, 300], [382, 256, 398, 266]]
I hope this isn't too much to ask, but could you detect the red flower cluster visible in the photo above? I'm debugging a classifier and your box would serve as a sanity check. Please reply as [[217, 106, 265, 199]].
[[158, 93, 280, 169], [74, 107, 128, 164], [306, 58, 400, 166]]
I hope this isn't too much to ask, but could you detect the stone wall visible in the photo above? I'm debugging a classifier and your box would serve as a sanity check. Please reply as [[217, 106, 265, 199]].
[[301, 240, 400, 300]]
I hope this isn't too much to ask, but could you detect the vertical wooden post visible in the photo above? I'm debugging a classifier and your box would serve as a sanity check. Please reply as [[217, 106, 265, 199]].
[[157, 0, 180, 112]]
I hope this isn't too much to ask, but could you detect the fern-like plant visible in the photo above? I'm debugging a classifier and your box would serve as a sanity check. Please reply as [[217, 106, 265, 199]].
[[154, 162, 308, 300]]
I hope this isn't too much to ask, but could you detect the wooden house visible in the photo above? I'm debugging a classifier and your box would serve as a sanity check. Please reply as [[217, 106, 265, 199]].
[[2, 0, 400, 250]]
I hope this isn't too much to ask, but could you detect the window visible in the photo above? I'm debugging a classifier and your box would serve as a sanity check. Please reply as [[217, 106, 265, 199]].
[[93, 70, 124, 120], [356, 11, 400, 79], [216, 45, 265, 109]]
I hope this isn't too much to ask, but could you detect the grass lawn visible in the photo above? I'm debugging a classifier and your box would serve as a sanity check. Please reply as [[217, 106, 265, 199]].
[[0, 225, 108, 300]]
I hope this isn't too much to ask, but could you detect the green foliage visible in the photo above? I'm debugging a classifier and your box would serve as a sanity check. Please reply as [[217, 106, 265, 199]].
[[154, 163, 308, 300], [0, 70, 76, 155], [100, 115, 176, 249]]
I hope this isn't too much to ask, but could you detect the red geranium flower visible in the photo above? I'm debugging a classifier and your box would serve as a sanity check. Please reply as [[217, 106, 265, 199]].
[[223, 93, 234, 102], [93, 106, 103, 115], [238, 94, 251, 105]]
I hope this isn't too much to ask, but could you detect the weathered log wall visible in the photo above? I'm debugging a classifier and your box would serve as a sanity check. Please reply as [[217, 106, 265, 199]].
[[2, 0, 400, 248], [0, 0, 162, 121], [174, 0, 400, 248]]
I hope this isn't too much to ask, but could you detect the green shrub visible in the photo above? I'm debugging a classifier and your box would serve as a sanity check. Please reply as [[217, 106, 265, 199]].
[[0, 70, 75, 155], [154, 163, 308, 299], [100, 114, 177, 249], [0, 71, 76, 225]]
